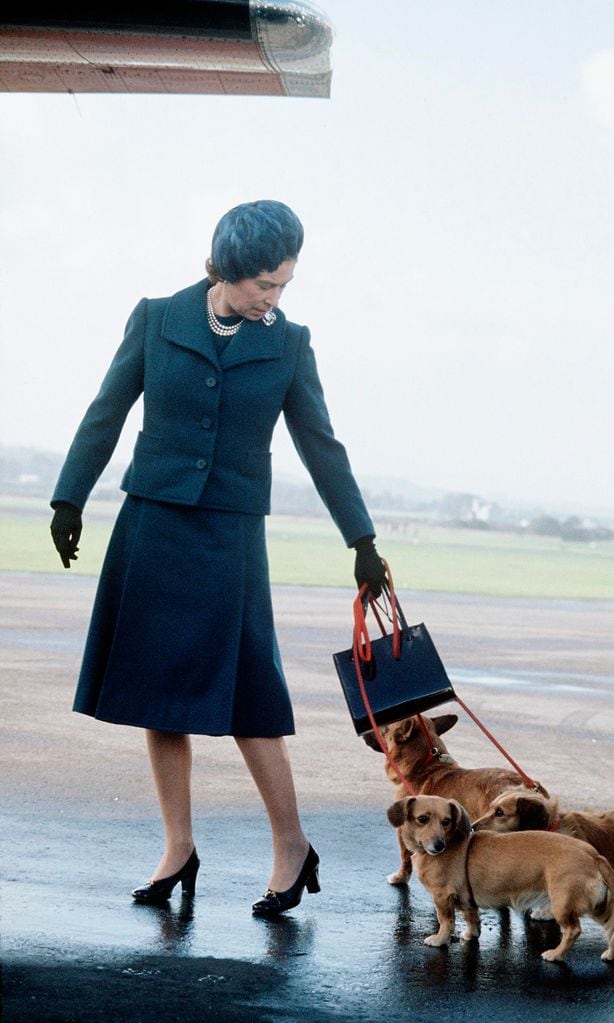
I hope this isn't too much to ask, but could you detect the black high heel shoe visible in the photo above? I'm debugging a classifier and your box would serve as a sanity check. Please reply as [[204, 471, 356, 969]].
[[132, 848, 200, 903], [252, 845, 320, 916]]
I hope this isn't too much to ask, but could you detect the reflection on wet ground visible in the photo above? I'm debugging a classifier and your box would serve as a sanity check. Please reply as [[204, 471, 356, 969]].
[[3, 808, 613, 1023], [2, 576, 614, 1020]]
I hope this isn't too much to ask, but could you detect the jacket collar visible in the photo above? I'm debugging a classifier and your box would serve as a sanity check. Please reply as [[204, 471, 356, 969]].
[[161, 278, 286, 369]]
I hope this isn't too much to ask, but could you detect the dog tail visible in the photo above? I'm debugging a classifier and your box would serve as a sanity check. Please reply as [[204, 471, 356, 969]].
[[595, 856, 614, 922]]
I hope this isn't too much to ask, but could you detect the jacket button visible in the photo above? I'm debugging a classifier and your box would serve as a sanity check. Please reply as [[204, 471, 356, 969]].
[[205, 376, 217, 388], [200, 416, 212, 429], [195, 458, 208, 470]]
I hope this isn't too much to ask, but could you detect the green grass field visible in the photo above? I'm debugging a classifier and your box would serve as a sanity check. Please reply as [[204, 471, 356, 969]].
[[2, 496, 613, 600]]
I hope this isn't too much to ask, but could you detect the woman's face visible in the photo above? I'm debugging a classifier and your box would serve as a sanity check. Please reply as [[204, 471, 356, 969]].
[[220, 259, 297, 320]]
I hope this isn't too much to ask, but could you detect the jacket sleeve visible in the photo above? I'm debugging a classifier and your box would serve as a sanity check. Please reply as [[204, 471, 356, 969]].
[[282, 326, 374, 547], [51, 298, 147, 511]]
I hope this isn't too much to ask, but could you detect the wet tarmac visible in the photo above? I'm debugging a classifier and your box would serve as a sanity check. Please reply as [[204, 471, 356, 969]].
[[2, 573, 614, 1022]]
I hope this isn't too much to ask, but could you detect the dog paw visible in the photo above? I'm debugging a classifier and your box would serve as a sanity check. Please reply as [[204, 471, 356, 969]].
[[387, 871, 410, 886], [601, 949, 614, 962], [424, 934, 450, 947], [541, 948, 564, 962], [530, 907, 554, 921]]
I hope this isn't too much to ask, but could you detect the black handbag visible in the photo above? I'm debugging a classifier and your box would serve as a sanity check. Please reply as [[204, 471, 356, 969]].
[[333, 578, 456, 736]]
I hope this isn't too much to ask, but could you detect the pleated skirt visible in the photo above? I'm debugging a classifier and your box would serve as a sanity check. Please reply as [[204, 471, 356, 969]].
[[72, 495, 294, 736]]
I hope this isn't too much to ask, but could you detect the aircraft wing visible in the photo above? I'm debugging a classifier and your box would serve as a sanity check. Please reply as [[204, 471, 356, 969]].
[[0, 1, 333, 97]]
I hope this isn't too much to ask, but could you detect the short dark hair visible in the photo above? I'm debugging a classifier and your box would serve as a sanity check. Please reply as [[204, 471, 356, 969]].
[[209, 200, 304, 282]]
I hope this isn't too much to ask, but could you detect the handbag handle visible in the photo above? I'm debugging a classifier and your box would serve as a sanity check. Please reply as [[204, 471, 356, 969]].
[[353, 559, 405, 663]]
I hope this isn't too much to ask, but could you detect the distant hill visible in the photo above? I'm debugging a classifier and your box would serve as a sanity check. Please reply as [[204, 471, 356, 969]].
[[0, 445, 125, 500], [1, 445, 612, 534], [359, 474, 445, 509]]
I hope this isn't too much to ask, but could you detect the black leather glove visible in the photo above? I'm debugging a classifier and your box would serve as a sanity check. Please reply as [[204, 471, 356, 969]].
[[50, 502, 82, 569], [353, 536, 387, 598]]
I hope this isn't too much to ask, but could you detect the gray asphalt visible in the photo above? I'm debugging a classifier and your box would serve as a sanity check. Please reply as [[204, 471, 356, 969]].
[[2, 572, 614, 1022]]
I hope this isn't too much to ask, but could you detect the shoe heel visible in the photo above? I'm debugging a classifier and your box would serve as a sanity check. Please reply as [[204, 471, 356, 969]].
[[306, 867, 320, 894], [181, 855, 200, 897], [181, 875, 197, 897]]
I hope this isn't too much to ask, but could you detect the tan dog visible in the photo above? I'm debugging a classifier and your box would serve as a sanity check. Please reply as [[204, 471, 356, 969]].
[[472, 788, 614, 869], [365, 713, 548, 884], [387, 794, 614, 962]]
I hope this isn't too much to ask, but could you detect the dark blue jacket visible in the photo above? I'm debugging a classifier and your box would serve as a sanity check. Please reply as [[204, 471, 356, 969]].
[[52, 278, 374, 546]]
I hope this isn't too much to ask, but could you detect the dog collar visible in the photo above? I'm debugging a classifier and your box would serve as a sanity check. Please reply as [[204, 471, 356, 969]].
[[414, 747, 443, 772]]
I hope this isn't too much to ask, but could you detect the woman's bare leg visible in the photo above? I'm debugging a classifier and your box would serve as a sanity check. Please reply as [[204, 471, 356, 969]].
[[146, 729, 195, 880], [235, 736, 310, 892]]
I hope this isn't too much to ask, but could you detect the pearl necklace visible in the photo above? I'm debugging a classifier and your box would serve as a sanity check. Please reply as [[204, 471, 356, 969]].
[[206, 289, 244, 337]]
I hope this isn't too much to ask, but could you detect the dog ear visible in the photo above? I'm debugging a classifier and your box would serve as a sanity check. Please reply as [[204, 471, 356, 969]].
[[432, 714, 458, 736], [516, 797, 550, 830], [387, 797, 413, 828], [449, 800, 472, 839], [396, 719, 416, 743]]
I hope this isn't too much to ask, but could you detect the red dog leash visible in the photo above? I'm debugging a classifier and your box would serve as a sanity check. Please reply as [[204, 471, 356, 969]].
[[353, 575, 443, 797], [452, 694, 542, 791], [352, 581, 418, 796], [353, 566, 544, 797]]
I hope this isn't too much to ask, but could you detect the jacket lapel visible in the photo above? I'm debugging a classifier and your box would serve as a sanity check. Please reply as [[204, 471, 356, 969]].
[[161, 278, 220, 368], [161, 278, 285, 369], [219, 314, 285, 369]]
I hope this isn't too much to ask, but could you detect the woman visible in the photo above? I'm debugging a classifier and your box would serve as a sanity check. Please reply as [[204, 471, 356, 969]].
[[50, 200, 386, 915]]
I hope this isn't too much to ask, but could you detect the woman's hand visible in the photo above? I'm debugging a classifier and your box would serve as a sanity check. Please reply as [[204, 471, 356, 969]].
[[50, 502, 82, 569], [353, 536, 387, 597]]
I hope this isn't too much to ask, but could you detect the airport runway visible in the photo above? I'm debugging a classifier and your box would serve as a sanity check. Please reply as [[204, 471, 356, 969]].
[[1, 572, 613, 1022]]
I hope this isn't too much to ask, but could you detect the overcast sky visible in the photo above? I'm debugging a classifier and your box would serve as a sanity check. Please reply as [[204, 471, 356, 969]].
[[1, 1, 614, 515]]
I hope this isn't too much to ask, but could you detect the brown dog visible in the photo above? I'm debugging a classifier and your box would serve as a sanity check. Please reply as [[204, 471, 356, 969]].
[[387, 794, 614, 962], [472, 789, 614, 869], [365, 713, 548, 884]]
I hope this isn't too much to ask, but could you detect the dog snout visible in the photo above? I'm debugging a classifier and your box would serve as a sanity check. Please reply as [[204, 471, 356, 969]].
[[424, 837, 446, 855], [362, 729, 386, 753]]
